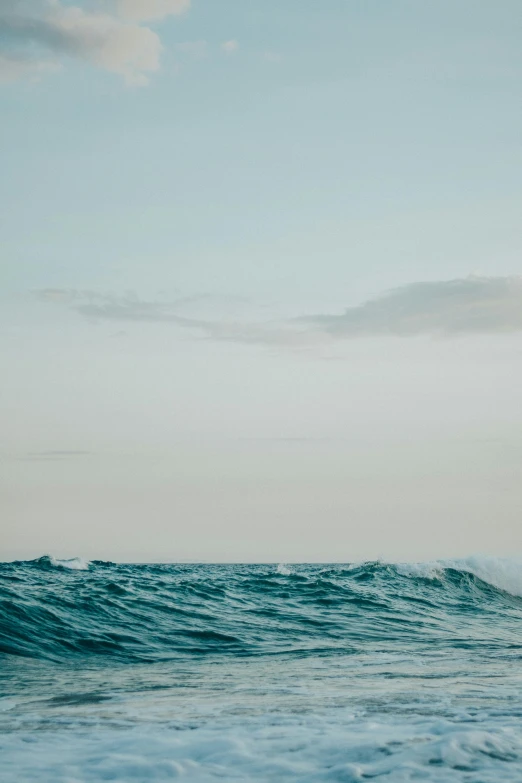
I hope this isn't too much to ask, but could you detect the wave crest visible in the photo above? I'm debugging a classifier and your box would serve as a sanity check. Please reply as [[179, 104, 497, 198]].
[[452, 556, 522, 598], [49, 556, 90, 571]]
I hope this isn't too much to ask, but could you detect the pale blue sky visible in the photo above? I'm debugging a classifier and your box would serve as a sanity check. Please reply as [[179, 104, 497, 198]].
[[2, 0, 521, 299], [1, 1, 522, 561]]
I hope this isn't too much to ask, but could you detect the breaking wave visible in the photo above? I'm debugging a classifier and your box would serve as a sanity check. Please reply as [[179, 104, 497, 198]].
[[1, 556, 522, 663], [49, 556, 91, 571]]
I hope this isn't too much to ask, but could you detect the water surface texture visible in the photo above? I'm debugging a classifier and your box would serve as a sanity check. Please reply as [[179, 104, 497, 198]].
[[2, 557, 522, 781]]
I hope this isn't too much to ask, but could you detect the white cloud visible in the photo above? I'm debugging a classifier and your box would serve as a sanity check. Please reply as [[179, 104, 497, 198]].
[[0, 0, 189, 85], [51, 4, 162, 85], [221, 39, 239, 55]]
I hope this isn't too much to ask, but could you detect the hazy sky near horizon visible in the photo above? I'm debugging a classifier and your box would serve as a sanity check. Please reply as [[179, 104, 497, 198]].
[[1, 0, 522, 562]]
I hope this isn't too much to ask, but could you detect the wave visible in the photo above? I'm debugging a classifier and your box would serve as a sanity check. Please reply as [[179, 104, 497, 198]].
[[389, 556, 522, 597], [1, 557, 522, 663], [9, 555, 92, 571], [453, 556, 522, 598], [10, 554, 522, 594], [49, 556, 91, 571]]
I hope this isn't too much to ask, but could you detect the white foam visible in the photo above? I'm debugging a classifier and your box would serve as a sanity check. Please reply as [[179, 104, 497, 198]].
[[394, 561, 444, 581], [1, 714, 521, 782], [49, 556, 90, 571], [389, 557, 522, 598], [447, 556, 522, 598], [276, 563, 292, 575]]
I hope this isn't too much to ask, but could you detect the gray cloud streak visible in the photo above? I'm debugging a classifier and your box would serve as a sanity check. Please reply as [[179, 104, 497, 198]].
[[37, 289, 313, 347], [76, 297, 310, 347], [18, 450, 92, 462], [304, 277, 522, 338], [37, 276, 522, 347]]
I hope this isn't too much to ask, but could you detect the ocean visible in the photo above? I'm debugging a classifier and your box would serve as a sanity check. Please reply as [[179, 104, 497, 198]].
[[2, 556, 522, 781]]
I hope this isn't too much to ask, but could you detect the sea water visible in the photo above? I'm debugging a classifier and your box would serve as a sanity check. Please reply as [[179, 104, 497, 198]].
[[2, 557, 522, 781]]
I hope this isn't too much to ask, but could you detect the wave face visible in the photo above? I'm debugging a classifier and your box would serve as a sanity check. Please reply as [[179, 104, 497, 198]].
[[2, 557, 522, 781], [2, 556, 522, 662]]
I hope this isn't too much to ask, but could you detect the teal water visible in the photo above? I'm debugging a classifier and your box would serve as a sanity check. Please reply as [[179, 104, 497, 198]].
[[2, 556, 522, 781]]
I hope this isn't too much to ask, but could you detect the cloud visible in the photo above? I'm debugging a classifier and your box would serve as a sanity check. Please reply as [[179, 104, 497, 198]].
[[0, 0, 189, 85], [115, 0, 190, 22], [74, 295, 308, 346], [221, 39, 239, 55], [304, 277, 522, 338], [37, 277, 522, 348], [37, 288, 108, 303], [37, 289, 315, 347], [19, 450, 92, 462]]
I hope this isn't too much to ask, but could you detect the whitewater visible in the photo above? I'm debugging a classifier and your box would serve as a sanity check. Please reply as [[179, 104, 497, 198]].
[[2, 557, 522, 781]]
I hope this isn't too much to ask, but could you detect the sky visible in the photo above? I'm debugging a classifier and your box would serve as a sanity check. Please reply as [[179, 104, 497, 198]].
[[1, 0, 522, 562]]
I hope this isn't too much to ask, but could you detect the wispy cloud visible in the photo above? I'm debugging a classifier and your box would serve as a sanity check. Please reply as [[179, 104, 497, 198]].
[[304, 277, 522, 338], [19, 450, 92, 462], [36, 277, 522, 347], [36, 289, 314, 346], [0, 0, 189, 85]]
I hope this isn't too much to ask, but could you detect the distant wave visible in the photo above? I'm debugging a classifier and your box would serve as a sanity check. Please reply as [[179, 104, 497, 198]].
[[1, 557, 522, 663], [11, 555, 93, 571], [49, 556, 91, 571]]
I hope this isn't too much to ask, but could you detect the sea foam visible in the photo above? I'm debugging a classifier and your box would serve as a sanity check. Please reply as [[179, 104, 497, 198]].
[[49, 556, 90, 570], [446, 555, 522, 598]]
